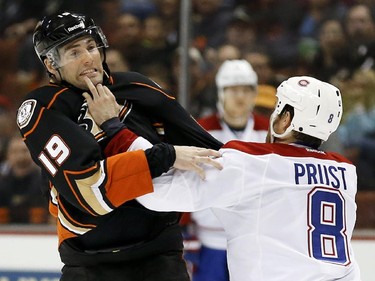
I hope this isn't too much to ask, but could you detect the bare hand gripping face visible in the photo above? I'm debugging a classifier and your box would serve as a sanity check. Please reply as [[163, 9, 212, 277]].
[[82, 76, 223, 179], [82, 76, 122, 126]]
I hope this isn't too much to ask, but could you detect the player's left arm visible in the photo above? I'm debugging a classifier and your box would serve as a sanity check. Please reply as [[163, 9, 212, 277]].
[[137, 150, 243, 211]]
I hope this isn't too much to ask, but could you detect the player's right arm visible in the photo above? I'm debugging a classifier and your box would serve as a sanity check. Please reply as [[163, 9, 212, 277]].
[[17, 93, 154, 217]]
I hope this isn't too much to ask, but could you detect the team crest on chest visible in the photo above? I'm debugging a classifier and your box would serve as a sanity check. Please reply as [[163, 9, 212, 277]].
[[78, 101, 105, 142], [17, 99, 37, 129]]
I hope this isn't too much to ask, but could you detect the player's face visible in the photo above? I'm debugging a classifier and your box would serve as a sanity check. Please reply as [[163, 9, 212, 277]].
[[222, 85, 257, 118], [50, 36, 104, 89]]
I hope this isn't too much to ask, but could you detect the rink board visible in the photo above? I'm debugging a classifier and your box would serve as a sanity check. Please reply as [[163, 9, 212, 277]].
[[0, 230, 374, 281]]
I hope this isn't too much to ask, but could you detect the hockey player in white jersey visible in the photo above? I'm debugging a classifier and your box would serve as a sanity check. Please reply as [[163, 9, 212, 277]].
[[137, 76, 361, 281]]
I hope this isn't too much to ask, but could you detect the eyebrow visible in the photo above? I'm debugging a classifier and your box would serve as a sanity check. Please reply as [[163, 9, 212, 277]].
[[63, 37, 96, 52]]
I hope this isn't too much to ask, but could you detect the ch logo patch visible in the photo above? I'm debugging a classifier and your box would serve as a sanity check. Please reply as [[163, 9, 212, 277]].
[[298, 79, 310, 87], [17, 99, 36, 129]]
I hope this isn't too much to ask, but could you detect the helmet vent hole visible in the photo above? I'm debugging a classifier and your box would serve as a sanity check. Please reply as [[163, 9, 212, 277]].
[[318, 89, 321, 97], [299, 127, 303, 132], [316, 105, 320, 114]]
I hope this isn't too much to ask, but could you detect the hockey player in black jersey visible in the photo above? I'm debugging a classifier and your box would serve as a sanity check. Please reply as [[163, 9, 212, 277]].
[[17, 11, 223, 281]]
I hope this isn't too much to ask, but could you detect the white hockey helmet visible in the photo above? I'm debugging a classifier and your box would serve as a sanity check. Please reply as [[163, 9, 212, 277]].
[[269, 76, 342, 142], [216, 60, 258, 114], [216, 59, 258, 89]]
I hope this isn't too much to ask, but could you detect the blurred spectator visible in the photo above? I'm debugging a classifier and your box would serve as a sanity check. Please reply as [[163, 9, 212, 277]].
[[0, 0, 45, 38], [298, 0, 347, 39], [253, 84, 277, 118], [310, 18, 352, 82], [344, 3, 375, 72], [140, 15, 177, 70], [95, 0, 123, 44], [0, 96, 17, 163], [120, 0, 156, 20], [337, 69, 375, 189], [171, 47, 216, 118], [106, 48, 130, 72], [45, 0, 101, 20], [192, 0, 234, 50], [244, 48, 285, 87], [236, 0, 303, 33], [13, 35, 47, 106], [205, 43, 242, 72], [224, 7, 258, 55], [237, 0, 304, 71], [216, 44, 241, 65], [111, 12, 144, 71], [0, 134, 49, 224], [154, 0, 180, 45]]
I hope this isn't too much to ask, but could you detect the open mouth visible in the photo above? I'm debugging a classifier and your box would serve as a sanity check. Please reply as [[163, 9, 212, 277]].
[[80, 68, 97, 76]]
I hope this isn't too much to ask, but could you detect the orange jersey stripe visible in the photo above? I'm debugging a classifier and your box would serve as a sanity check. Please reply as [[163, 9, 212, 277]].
[[105, 150, 153, 207], [131, 82, 175, 100], [47, 88, 69, 109], [23, 107, 46, 139]]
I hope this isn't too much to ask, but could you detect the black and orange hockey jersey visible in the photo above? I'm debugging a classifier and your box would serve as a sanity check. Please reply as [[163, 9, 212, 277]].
[[17, 71, 222, 265]]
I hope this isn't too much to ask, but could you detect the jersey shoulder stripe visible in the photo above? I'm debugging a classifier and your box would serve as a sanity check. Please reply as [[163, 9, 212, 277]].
[[223, 140, 352, 164], [24, 84, 83, 120]]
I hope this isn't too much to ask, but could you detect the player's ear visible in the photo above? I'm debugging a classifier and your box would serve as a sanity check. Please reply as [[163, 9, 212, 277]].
[[280, 110, 292, 131], [44, 58, 58, 76]]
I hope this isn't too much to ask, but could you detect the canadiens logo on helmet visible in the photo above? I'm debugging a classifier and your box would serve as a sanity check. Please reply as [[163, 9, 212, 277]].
[[17, 99, 37, 129], [298, 79, 310, 87]]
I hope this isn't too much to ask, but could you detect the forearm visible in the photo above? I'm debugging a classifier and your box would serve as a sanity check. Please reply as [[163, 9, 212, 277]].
[[103, 124, 176, 178]]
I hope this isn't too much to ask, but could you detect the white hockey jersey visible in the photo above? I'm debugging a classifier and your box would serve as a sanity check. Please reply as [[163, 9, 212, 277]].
[[193, 113, 268, 249], [137, 140, 361, 281]]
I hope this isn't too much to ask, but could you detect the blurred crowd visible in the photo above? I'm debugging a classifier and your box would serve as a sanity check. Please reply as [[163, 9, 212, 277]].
[[1, 0, 375, 224]]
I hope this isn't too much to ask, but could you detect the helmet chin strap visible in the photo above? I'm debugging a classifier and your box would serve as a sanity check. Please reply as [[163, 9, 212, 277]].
[[269, 110, 294, 143]]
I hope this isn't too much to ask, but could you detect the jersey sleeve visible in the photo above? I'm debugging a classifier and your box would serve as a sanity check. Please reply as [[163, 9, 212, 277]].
[[136, 149, 244, 211], [17, 98, 154, 216], [111, 72, 223, 150]]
